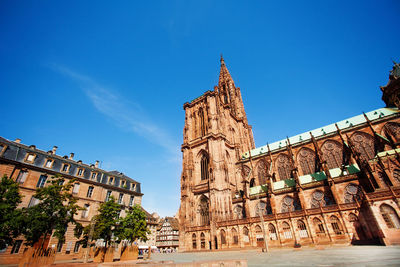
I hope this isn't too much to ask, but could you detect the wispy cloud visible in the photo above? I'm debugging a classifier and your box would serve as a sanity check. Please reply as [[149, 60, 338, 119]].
[[51, 64, 180, 158]]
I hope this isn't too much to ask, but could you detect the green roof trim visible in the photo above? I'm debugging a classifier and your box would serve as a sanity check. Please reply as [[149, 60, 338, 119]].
[[249, 184, 268, 195], [242, 107, 399, 159], [376, 148, 400, 158], [347, 164, 360, 174]]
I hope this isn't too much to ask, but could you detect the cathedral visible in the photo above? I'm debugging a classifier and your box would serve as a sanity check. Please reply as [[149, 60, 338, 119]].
[[178, 57, 400, 251]]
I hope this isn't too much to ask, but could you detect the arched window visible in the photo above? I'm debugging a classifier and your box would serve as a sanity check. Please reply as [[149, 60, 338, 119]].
[[243, 227, 250, 243], [220, 230, 226, 245], [200, 232, 206, 249], [393, 169, 400, 183], [380, 204, 400, 229], [297, 220, 309, 238], [250, 178, 256, 188], [233, 205, 243, 219], [257, 160, 268, 185], [192, 233, 197, 249], [200, 153, 209, 180], [310, 190, 334, 208], [297, 148, 317, 175], [198, 196, 210, 226], [276, 154, 294, 180], [383, 122, 400, 142], [281, 195, 301, 213], [255, 201, 268, 217], [255, 225, 264, 244], [198, 108, 207, 137], [321, 140, 343, 169], [282, 222, 293, 239], [350, 132, 375, 161], [344, 184, 362, 203], [330, 216, 344, 235], [313, 218, 325, 235], [231, 228, 238, 244], [268, 223, 278, 240]]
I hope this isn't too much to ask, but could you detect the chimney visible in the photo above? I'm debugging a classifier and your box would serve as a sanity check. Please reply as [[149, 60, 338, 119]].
[[52, 146, 58, 154], [69, 153, 74, 160], [15, 138, 21, 143], [95, 160, 99, 168]]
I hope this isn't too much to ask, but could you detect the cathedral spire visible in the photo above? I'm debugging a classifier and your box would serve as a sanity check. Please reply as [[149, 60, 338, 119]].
[[218, 55, 235, 88]]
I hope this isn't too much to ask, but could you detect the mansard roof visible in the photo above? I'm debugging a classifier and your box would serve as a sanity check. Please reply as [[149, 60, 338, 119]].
[[0, 136, 142, 193], [242, 107, 400, 159]]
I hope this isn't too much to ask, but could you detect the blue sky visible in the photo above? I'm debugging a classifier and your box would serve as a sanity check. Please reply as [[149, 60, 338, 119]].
[[0, 1, 399, 217]]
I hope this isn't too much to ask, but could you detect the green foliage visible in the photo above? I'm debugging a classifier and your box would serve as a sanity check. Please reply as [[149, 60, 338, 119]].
[[22, 175, 83, 247], [90, 196, 121, 247], [116, 205, 150, 243], [0, 175, 24, 250]]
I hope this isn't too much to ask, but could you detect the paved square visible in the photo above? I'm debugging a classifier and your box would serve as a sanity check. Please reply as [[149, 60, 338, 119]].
[[151, 246, 400, 267]]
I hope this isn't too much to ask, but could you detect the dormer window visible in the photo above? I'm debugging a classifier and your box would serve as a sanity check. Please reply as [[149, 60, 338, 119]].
[[0, 144, 6, 155], [44, 159, 54, 168], [61, 163, 70, 173], [25, 153, 36, 163], [131, 184, 135, 191], [121, 180, 126, 188], [91, 172, 97, 180], [77, 168, 84, 177]]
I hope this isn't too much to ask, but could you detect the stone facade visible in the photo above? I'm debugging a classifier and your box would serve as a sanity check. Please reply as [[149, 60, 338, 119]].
[[178, 57, 400, 251], [0, 138, 143, 264], [137, 210, 160, 248]]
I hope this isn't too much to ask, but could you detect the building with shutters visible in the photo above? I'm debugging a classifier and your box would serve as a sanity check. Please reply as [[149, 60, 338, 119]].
[[0, 138, 143, 264], [156, 217, 179, 252], [178, 58, 400, 251]]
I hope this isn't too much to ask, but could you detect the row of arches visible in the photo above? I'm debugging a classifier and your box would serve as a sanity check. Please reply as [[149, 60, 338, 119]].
[[251, 125, 400, 185], [191, 203, 400, 249]]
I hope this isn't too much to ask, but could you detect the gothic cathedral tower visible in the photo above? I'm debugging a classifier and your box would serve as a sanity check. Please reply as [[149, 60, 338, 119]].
[[179, 57, 255, 251]]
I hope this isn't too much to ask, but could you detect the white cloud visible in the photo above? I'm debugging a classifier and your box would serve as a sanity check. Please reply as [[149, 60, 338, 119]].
[[51, 64, 180, 158]]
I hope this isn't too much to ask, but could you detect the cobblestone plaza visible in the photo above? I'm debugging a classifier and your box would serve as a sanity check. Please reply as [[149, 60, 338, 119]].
[[151, 246, 400, 267]]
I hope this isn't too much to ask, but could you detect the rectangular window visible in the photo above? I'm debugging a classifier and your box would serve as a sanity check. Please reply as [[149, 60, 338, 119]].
[[72, 183, 80, 194], [65, 241, 72, 254], [105, 190, 112, 202], [91, 172, 97, 180], [129, 196, 134, 207], [26, 154, 35, 162], [45, 159, 53, 168], [62, 164, 69, 172], [16, 170, 28, 184], [77, 169, 83, 176], [121, 180, 126, 188], [73, 242, 80, 253], [57, 240, 63, 253], [36, 175, 47, 188], [108, 177, 114, 185], [131, 184, 135, 191], [118, 193, 124, 204], [10, 240, 22, 254], [81, 204, 90, 219], [28, 196, 39, 207], [87, 186, 94, 198]]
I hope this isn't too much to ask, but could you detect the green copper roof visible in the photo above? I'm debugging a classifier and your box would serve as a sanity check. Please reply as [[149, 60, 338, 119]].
[[242, 107, 399, 159]]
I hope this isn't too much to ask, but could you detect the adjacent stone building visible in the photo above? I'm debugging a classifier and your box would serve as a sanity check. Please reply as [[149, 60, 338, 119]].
[[178, 57, 400, 251], [156, 217, 179, 252], [0, 138, 143, 264], [137, 210, 160, 249]]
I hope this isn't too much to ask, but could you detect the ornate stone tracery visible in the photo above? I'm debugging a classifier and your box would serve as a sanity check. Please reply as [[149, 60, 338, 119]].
[[276, 154, 293, 181], [321, 140, 343, 169], [350, 132, 375, 161], [297, 148, 316, 175]]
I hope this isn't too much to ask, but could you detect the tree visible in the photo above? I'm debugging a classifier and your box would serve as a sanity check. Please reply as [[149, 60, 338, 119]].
[[0, 175, 24, 250], [89, 196, 121, 248], [116, 205, 150, 244], [22, 176, 82, 247]]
